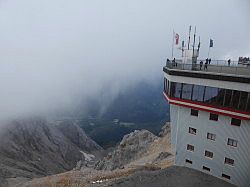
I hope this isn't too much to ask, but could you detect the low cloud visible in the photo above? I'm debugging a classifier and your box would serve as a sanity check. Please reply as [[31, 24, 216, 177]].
[[0, 0, 249, 120]]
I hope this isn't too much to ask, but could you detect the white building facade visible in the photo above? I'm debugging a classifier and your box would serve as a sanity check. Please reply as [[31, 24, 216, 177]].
[[163, 59, 250, 187]]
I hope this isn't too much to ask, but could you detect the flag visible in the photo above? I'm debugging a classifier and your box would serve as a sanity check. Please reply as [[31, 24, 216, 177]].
[[209, 39, 213, 47], [175, 33, 179, 45]]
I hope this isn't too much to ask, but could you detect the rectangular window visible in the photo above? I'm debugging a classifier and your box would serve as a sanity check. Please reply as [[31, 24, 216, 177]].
[[227, 138, 238, 147], [238, 91, 248, 111], [185, 159, 192, 164], [209, 113, 218, 121], [222, 173, 231, 180], [192, 85, 205, 102], [189, 127, 197, 135], [167, 80, 170, 95], [216, 89, 225, 106], [207, 133, 216, 141], [202, 166, 210, 172], [187, 144, 194, 151], [171, 82, 182, 98], [231, 90, 241, 109], [191, 109, 198, 117], [223, 89, 232, 107], [204, 86, 219, 104], [231, 118, 241, 126], [164, 78, 166, 92], [225, 157, 234, 166], [246, 93, 250, 112], [205, 150, 213, 158], [182, 83, 192, 100]]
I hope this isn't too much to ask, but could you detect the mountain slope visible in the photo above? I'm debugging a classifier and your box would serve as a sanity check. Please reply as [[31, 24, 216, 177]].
[[0, 117, 103, 186]]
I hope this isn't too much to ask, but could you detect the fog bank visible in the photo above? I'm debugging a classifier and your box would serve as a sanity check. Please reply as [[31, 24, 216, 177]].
[[0, 0, 249, 120]]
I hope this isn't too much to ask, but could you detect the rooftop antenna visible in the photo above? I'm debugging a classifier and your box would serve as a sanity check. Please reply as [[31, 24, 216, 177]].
[[198, 36, 201, 52], [192, 26, 196, 57], [188, 25, 192, 50]]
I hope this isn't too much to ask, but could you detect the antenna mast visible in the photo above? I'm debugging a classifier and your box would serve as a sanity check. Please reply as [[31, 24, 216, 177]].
[[188, 25, 192, 50], [192, 26, 196, 56]]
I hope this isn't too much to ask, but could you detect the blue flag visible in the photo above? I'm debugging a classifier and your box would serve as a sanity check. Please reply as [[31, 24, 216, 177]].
[[210, 39, 213, 47]]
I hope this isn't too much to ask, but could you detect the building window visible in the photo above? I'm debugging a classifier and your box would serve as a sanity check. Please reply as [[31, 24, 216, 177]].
[[191, 109, 198, 117], [238, 91, 248, 110], [222, 173, 231, 180], [189, 127, 197, 135], [227, 138, 238, 147], [170, 82, 182, 98], [223, 89, 232, 107], [207, 133, 216, 141], [204, 86, 219, 104], [231, 118, 241, 126], [182, 83, 192, 100], [192, 85, 205, 102], [225, 157, 234, 166], [202, 166, 210, 172], [185, 159, 192, 164], [205, 150, 213, 158], [209, 113, 218, 121], [187, 144, 194, 152]]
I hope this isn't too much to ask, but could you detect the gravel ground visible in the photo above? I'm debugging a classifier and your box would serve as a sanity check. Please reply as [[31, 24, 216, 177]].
[[105, 166, 235, 187]]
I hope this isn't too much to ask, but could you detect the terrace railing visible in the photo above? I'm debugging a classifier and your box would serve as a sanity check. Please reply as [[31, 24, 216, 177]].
[[165, 59, 250, 77]]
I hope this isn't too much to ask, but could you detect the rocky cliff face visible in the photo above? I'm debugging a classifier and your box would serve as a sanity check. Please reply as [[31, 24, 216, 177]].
[[95, 130, 157, 170], [0, 117, 103, 186]]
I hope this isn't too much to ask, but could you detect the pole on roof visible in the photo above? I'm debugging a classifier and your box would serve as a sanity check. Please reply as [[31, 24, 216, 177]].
[[188, 25, 191, 50], [171, 29, 175, 59]]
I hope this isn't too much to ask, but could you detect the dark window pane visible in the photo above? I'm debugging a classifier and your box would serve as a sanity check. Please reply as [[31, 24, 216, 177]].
[[171, 82, 182, 98], [225, 157, 234, 166], [239, 92, 249, 111], [247, 93, 250, 112], [216, 89, 225, 106], [164, 79, 166, 92], [207, 133, 216, 141], [170, 82, 175, 97], [185, 159, 192, 164], [205, 150, 213, 158], [203, 166, 210, 171], [231, 90, 240, 109], [167, 80, 170, 95], [192, 85, 205, 102], [222, 174, 231, 180], [223, 89, 232, 107], [182, 83, 192, 100], [227, 138, 238, 147], [204, 87, 219, 104], [231, 118, 241, 126], [189, 127, 197, 135], [191, 109, 198, 116], [209, 113, 218, 121], [187, 144, 194, 151]]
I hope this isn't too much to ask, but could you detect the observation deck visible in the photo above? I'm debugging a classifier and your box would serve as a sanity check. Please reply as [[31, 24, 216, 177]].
[[163, 60, 250, 83], [163, 59, 250, 121]]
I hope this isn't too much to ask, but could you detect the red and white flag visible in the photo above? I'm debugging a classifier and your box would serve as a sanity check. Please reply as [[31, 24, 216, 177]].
[[175, 33, 179, 45]]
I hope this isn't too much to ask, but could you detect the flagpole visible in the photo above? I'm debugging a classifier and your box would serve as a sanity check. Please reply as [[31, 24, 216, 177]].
[[171, 30, 175, 59], [192, 26, 196, 57], [188, 25, 191, 50], [208, 47, 211, 58]]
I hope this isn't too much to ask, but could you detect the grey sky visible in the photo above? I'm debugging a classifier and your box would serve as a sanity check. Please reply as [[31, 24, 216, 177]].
[[0, 0, 249, 120]]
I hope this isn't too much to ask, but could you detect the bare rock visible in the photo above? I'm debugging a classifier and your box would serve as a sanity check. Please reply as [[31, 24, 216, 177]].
[[158, 122, 170, 137], [95, 129, 157, 170]]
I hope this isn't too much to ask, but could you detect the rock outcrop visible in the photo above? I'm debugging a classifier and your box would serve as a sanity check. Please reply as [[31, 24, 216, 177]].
[[0, 117, 103, 186], [95, 130, 157, 170], [158, 122, 170, 137]]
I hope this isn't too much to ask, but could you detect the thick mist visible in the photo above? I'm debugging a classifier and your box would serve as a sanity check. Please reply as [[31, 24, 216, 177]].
[[0, 0, 249, 120]]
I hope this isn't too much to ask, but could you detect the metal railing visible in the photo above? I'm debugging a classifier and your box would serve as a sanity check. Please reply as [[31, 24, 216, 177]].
[[165, 59, 250, 77]]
